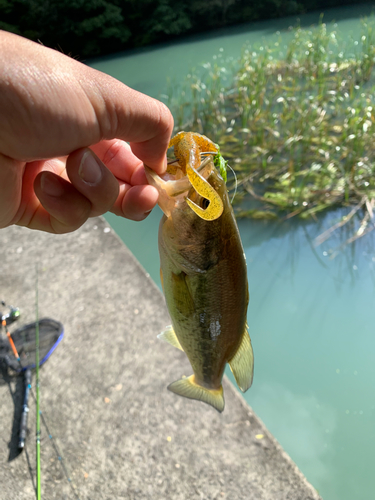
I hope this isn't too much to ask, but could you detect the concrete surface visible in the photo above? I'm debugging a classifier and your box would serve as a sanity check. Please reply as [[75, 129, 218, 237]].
[[0, 217, 322, 500]]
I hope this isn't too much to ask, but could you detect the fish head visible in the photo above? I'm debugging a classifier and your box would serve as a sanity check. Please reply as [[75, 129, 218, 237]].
[[144, 156, 227, 219]]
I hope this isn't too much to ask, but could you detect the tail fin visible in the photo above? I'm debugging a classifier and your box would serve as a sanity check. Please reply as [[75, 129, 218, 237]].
[[168, 375, 225, 413]]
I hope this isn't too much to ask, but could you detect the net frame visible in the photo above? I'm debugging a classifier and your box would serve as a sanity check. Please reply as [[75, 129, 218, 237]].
[[0, 318, 64, 372]]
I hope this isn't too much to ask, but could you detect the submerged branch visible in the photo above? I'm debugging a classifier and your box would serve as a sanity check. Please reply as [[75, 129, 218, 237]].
[[314, 196, 367, 247]]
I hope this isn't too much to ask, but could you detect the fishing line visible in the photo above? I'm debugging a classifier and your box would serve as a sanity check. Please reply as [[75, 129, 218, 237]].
[[167, 158, 178, 165], [200, 152, 238, 203], [27, 374, 80, 499], [226, 162, 238, 204], [32, 273, 81, 500]]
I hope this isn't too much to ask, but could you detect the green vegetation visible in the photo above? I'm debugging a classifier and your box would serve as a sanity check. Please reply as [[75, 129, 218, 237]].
[[0, 0, 372, 58], [165, 17, 375, 247], [213, 145, 229, 183], [0, 0, 129, 58]]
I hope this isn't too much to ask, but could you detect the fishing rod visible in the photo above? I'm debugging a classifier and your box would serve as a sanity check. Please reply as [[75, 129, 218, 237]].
[[0, 301, 80, 500], [35, 266, 41, 499]]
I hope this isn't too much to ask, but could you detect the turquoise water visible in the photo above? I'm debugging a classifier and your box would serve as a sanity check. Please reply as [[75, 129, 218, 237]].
[[91, 5, 375, 499], [236, 214, 375, 500], [90, 3, 375, 98], [105, 207, 375, 500]]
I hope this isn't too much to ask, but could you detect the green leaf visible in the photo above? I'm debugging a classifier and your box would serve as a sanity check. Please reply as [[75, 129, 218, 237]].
[[213, 144, 228, 183]]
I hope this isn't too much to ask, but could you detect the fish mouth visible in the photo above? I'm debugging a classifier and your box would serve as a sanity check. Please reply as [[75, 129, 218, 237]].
[[144, 156, 214, 217]]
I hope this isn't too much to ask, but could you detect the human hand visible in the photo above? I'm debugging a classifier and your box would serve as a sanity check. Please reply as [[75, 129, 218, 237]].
[[0, 30, 173, 233]]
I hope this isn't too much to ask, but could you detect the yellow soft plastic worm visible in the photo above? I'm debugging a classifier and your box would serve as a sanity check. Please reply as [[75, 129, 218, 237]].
[[169, 131, 224, 221]]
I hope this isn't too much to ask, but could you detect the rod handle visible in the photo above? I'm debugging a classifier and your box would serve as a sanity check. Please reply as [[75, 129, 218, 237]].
[[18, 368, 32, 449]]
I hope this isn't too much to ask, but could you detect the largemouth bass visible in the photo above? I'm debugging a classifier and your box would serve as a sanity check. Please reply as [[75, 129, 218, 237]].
[[145, 132, 253, 412]]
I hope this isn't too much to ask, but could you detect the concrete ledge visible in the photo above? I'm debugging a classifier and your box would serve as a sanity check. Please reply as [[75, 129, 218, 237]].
[[0, 218, 321, 500]]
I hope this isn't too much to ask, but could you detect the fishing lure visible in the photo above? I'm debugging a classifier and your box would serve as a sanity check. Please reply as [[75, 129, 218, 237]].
[[169, 131, 224, 221]]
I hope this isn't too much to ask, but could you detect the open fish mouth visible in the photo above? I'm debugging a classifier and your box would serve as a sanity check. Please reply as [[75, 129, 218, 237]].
[[144, 156, 217, 218]]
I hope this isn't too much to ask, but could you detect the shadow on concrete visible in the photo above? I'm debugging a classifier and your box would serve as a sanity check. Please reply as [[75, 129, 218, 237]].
[[0, 366, 23, 461]]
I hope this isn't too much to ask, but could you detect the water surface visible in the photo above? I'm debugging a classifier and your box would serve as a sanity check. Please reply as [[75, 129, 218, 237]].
[[90, 3, 375, 98], [91, 5, 375, 499]]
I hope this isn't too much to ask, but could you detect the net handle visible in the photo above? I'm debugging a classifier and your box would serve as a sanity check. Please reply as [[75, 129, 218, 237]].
[[2, 319, 20, 362]]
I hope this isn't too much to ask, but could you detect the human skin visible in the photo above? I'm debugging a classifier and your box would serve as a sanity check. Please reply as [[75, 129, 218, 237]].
[[0, 30, 174, 233]]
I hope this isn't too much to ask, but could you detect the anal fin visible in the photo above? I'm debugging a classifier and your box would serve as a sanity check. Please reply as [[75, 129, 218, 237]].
[[168, 375, 225, 413], [228, 324, 254, 392], [158, 325, 183, 351]]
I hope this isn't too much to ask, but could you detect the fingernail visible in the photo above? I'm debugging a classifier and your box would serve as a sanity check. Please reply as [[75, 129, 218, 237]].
[[41, 173, 64, 197], [79, 150, 103, 185]]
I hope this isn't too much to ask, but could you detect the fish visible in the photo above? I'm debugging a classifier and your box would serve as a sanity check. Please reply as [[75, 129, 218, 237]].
[[145, 131, 253, 412]]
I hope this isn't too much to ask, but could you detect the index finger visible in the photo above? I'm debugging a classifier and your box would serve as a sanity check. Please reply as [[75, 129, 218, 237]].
[[0, 32, 174, 172], [83, 75, 174, 174]]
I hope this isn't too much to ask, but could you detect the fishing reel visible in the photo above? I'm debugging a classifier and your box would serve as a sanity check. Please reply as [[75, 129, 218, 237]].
[[0, 301, 20, 326]]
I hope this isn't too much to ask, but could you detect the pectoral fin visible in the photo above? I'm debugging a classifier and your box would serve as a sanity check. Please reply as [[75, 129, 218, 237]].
[[171, 271, 195, 318], [158, 325, 183, 351], [228, 324, 254, 392], [168, 375, 225, 413]]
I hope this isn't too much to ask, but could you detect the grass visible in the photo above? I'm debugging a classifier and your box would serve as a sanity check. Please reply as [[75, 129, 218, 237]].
[[163, 16, 375, 250]]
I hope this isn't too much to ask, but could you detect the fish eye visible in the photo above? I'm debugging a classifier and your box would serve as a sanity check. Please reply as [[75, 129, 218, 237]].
[[187, 187, 211, 211], [200, 197, 210, 210]]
